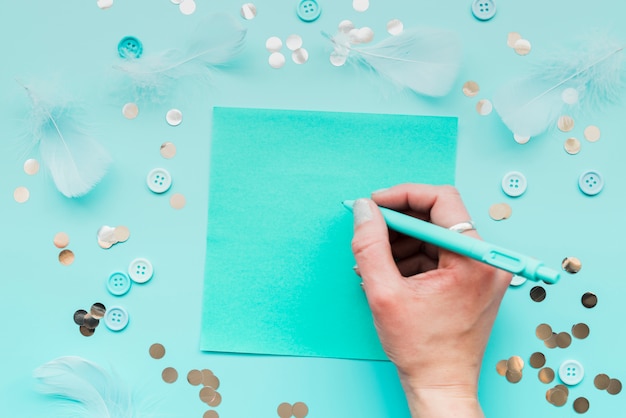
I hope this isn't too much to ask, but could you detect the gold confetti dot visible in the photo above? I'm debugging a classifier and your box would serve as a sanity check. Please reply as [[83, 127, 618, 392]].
[[594, 373, 610, 390], [24, 159, 40, 175], [562, 257, 581, 273], [53, 232, 70, 248], [496, 359, 508, 376], [476, 99, 493, 116], [507, 32, 522, 48], [564, 137, 581, 155], [514, 38, 531, 55], [90, 303, 106, 319], [506, 369, 522, 383], [529, 352, 546, 369], [539, 367, 555, 384], [207, 392, 222, 407], [572, 323, 590, 340], [573, 397, 590, 413], [547, 387, 567, 406], [544, 333, 558, 349], [536, 324, 553, 340], [59, 249, 75, 266], [73, 309, 86, 326], [507, 356, 524, 372], [277, 403, 292, 418], [200, 386, 217, 404], [149, 343, 166, 359], [14, 186, 30, 203], [581, 292, 597, 308], [584, 125, 601, 142], [292, 402, 309, 418], [240, 3, 257, 20], [188, 369, 203, 385], [83, 313, 99, 329], [607, 379, 622, 395], [557, 115, 575, 132], [462, 81, 479, 97], [79, 325, 95, 337], [162, 367, 178, 383], [556, 332, 572, 348], [555, 384, 569, 397], [122, 103, 139, 119], [203, 411, 219, 418], [203, 373, 220, 389], [113, 225, 130, 243], [386, 19, 403, 36], [160, 142, 177, 159], [170, 193, 186, 210], [530, 286, 546, 302], [489, 202, 512, 220]]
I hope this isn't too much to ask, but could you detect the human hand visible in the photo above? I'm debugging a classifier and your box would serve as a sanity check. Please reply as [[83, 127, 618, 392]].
[[350, 184, 511, 418]]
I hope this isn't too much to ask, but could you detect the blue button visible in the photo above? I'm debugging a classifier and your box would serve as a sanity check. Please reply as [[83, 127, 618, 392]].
[[501, 171, 527, 197], [105, 306, 129, 331], [297, 0, 321, 22], [118, 36, 143, 59], [559, 359, 585, 386], [107, 272, 132, 296], [472, 0, 496, 21], [578, 170, 604, 196], [146, 168, 172, 194]]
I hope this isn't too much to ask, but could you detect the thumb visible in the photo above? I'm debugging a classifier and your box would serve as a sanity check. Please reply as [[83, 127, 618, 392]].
[[351, 199, 401, 288]]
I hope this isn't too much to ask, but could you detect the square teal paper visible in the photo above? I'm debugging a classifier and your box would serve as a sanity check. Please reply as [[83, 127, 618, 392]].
[[201, 107, 457, 360]]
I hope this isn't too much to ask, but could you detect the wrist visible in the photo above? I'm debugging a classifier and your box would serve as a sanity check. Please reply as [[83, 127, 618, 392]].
[[400, 378, 484, 418]]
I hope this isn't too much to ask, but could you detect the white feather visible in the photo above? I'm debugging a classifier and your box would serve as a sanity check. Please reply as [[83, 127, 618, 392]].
[[493, 35, 625, 138], [22, 83, 112, 198], [114, 13, 246, 100], [326, 27, 462, 97], [34, 356, 135, 418]]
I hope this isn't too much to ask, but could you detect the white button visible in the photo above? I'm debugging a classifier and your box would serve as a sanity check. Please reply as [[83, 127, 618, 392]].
[[471, 0, 496, 21], [146, 168, 172, 194], [510, 275, 527, 287], [128, 258, 154, 283], [578, 170, 604, 196], [501, 171, 527, 197], [105, 306, 129, 331], [559, 359, 584, 386]]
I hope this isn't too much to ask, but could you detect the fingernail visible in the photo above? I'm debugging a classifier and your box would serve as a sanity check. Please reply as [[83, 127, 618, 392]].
[[353, 198, 372, 226], [371, 187, 389, 195]]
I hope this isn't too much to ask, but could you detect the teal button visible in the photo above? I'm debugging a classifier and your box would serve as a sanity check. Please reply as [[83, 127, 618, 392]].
[[297, 0, 321, 22], [578, 170, 603, 196], [107, 271, 131, 296], [118, 36, 143, 59], [472, 0, 496, 21]]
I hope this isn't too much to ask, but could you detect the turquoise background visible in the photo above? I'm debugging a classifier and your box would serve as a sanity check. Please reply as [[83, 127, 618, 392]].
[[1, 0, 625, 417]]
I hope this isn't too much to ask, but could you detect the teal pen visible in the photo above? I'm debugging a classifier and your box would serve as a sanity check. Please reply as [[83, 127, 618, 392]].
[[343, 200, 560, 284]]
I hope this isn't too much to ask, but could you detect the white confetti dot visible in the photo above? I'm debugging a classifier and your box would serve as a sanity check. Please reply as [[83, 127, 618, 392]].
[[353, 0, 369, 12], [179, 0, 196, 15], [269, 52, 286, 69], [292, 48, 309, 64], [266, 36, 282, 52], [97, 0, 113, 9], [286, 34, 303, 51]]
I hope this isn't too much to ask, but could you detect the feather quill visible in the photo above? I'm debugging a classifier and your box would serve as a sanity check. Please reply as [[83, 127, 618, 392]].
[[493, 35, 625, 138], [324, 27, 462, 97], [114, 13, 246, 100], [34, 356, 139, 418], [21, 82, 112, 198]]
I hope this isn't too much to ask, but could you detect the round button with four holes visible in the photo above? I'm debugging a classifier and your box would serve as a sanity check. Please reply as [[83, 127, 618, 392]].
[[559, 359, 585, 386], [105, 306, 129, 331], [128, 257, 154, 284], [501, 171, 527, 197], [297, 0, 321, 22], [107, 271, 132, 296], [578, 170, 604, 196], [146, 168, 172, 194], [471, 0, 496, 21], [117, 36, 143, 59]]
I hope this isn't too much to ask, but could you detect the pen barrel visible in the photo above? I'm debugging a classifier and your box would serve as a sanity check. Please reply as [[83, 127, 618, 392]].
[[378, 206, 559, 283]]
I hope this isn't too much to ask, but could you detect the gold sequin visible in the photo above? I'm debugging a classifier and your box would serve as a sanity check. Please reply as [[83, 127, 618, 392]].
[[122, 103, 139, 119], [564, 137, 581, 155], [581, 292, 598, 309], [207, 392, 222, 407], [489, 202, 512, 220], [292, 402, 309, 418], [113, 226, 130, 243], [496, 359, 508, 376], [544, 333, 558, 349], [584, 125, 601, 142], [277, 403, 292, 418], [573, 397, 590, 414], [506, 369, 522, 383], [90, 303, 106, 320], [79, 325, 95, 337], [188, 369, 203, 386], [538, 367, 555, 384], [13, 186, 30, 203], [514, 38, 531, 55], [529, 352, 546, 369], [607, 379, 622, 395], [476, 99, 493, 116], [536, 323, 553, 341], [556, 332, 572, 349], [59, 249, 75, 266], [24, 159, 40, 175], [203, 411, 219, 418], [462, 81, 480, 97], [160, 142, 177, 159], [507, 356, 524, 372], [572, 323, 590, 340], [200, 386, 217, 404], [557, 115, 575, 132], [530, 286, 546, 302], [594, 373, 610, 390], [507, 32, 522, 48], [53, 232, 70, 249], [149, 343, 166, 359], [562, 257, 582, 273], [547, 387, 567, 406], [162, 367, 178, 383]]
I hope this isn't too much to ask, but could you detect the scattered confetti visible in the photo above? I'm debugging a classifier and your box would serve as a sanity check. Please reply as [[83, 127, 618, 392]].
[[562, 257, 582, 273], [240, 3, 257, 20], [564, 137, 581, 154], [160, 142, 177, 159], [488, 202, 512, 220], [286, 34, 303, 51], [269, 52, 286, 69], [53, 232, 70, 249], [386, 19, 403, 35], [23, 159, 40, 175], [149, 343, 166, 359], [96, 0, 113, 9], [13, 186, 29, 203], [179, 0, 196, 15], [74, 303, 106, 336], [266, 37, 283, 52], [584, 125, 601, 142], [292, 48, 309, 64], [507, 32, 522, 48], [476, 99, 492, 115], [59, 249, 75, 266], [513, 38, 531, 55], [557, 115, 575, 132], [462, 80, 479, 97], [170, 193, 186, 209], [166, 109, 183, 126], [122, 103, 139, 119], [353, 0, 369, 12], [162, 367, 179, 383]]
